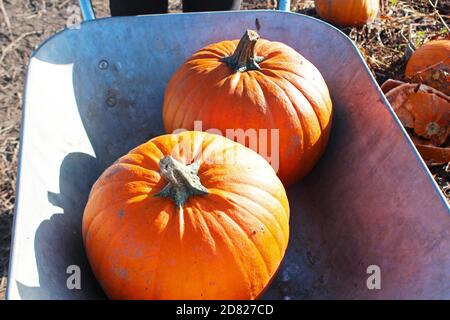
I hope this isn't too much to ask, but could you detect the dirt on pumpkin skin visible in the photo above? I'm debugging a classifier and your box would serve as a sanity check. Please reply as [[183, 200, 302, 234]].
[[0, 0, 448, 299]]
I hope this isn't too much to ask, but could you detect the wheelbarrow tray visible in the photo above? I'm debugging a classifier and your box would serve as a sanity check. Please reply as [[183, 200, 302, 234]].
[[6, 10, 450, 300]]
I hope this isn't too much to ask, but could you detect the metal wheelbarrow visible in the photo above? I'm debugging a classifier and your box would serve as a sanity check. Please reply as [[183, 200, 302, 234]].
[[6, 0, 450, 300]]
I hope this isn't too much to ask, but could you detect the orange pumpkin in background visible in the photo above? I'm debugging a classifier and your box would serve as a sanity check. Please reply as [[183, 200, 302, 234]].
[[314, 0, 380, 27], [405, 40, 450, 96], [405, 40, 450, 77], [163, 30, 333, 187], [83, 131, 290, 300]]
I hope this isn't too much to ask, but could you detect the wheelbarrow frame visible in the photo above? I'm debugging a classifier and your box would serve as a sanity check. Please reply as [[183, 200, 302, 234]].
[[6, 1, 450, 300]]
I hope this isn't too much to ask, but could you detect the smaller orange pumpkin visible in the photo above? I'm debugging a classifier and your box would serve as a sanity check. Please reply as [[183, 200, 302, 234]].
[[314, 0, 379, 27], [163, 30, 333, 187]]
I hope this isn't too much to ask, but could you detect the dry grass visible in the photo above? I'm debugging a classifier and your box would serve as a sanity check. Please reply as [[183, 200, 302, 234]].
[[0, 0, 448, 300]]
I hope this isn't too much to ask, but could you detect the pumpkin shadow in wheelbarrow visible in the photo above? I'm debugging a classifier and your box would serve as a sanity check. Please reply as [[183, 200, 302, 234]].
[[16, 153, 106, 299]]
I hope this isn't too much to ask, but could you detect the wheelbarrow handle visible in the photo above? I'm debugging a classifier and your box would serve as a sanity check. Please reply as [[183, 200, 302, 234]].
[[277, 0, 291, 12], [79, 0, 96, 21], [78, 0, 290, 21]]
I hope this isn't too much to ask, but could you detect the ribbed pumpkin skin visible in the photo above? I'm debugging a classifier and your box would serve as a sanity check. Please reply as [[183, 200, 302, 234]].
[[163, 39, 332, 187], [315, 0, 379, 27], [405, 40, 450, 78], [82, 131, 290, 300]]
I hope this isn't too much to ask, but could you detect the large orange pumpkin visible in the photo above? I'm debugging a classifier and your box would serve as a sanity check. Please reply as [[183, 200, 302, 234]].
[[163, 30, 332, 187], [314, 0, 379, 27], [83, 131, 290, 300]]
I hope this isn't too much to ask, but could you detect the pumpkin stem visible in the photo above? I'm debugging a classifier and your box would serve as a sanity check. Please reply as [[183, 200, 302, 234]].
[[155, 156, 208, 208], [221, 30, 264, 73]]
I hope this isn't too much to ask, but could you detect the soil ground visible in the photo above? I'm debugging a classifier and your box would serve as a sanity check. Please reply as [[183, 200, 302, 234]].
[[0, 0, 448, 299]]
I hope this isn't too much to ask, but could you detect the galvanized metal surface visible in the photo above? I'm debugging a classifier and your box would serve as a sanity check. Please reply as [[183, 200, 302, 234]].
[[7, 11, 450, 300]]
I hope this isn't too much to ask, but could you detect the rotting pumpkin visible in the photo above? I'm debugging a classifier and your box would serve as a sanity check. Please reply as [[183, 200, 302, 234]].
[[382, 79, 450, 164], [82, 131, 290, 300], [163, 30, 333, 187], [314, 0, 380, 27]]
